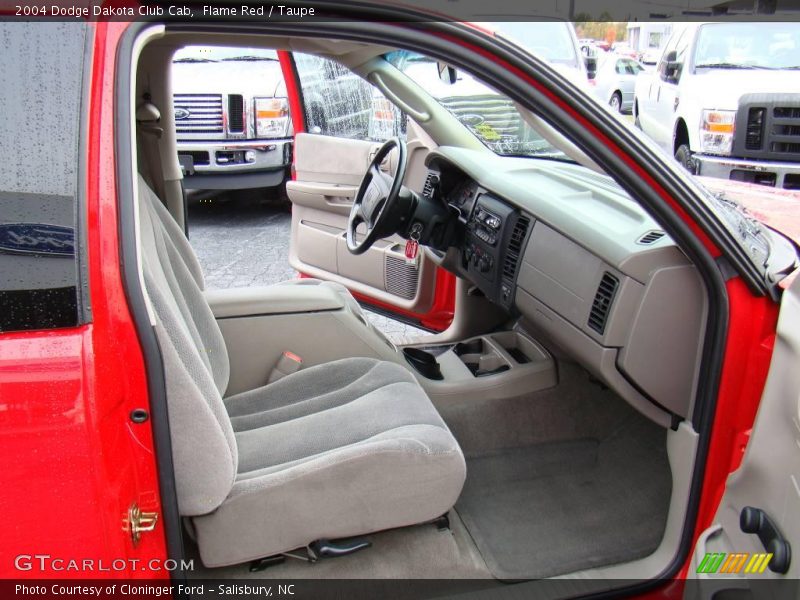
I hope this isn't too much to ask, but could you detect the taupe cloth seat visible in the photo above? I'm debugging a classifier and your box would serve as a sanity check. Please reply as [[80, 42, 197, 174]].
[[142, 179, 365, 317], [137, 177, 466, 567]]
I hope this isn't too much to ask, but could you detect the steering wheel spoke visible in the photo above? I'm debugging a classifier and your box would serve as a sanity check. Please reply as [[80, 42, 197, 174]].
[[346, 138, 407, 255]]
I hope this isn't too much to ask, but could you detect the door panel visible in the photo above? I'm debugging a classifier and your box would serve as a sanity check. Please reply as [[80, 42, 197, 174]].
[[287, 132, 439, 314], [687, 277, 800, 597]]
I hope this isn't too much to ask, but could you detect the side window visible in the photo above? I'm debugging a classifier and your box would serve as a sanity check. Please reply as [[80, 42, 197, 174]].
[[675, 32, 691, 65], [616, 60, 627, 75], [293, 53, 405, 142], [625, 60, 643, 75], [0, 22, 86, 333]]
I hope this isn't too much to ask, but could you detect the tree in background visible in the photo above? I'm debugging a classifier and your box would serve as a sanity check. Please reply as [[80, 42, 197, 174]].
[[574, 15, 627, 44]]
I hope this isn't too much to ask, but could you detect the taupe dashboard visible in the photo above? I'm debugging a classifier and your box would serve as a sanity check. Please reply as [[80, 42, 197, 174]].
[[425, 147, 708, 428]]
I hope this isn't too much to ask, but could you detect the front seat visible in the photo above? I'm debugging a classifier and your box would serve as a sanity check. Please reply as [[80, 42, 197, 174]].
[[137, 177, 466, 567], [140, 175, 368, 320]]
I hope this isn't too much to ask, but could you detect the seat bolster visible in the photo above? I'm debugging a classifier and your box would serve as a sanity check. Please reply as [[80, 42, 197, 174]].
[[192, 424, 466, 567], [157, 327, 237, 516]]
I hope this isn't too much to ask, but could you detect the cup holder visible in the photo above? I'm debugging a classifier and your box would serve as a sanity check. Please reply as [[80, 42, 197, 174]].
[[453, 338, 511, 377], [403, 347, 443, 380], [453, 338, 484, 356]]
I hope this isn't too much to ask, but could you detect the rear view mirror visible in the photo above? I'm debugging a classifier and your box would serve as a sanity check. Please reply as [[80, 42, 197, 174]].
[[437, 61, 457, 85]]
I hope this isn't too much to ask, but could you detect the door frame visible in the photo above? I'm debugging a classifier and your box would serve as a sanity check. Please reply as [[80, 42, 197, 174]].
[[279, 49, 456, 331], [113, 16, 784, 592]]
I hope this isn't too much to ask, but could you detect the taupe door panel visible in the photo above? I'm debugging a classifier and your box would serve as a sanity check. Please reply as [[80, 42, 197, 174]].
[[290, 207, 437, 312], [687, 276, 800, 597], [286, 182, 357, 216], [288, 131, 438, 315], [292, 132, 378, 184]]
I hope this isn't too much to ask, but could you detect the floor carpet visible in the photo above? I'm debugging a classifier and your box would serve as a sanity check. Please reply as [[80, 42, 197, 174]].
[[455, 415, 672, 580]]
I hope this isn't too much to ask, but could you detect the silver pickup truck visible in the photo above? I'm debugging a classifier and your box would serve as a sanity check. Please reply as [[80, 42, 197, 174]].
[[171, 46, 292, 194]]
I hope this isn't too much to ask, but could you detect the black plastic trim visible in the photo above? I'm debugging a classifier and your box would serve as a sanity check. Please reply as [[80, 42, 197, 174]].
[[115, 21, 187, 589], [75, 22, 94, 325]]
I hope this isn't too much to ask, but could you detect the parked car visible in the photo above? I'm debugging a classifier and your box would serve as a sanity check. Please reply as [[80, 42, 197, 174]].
[[384, 21, 592, 155], [3, 14, 800, 597], [610, 42, 637, 58], [634, 22, 800, 189], [638, 46, 662, 68], [489, 21, 592, 86], [592, 53, 645, 113], [171, 46, 293, 195], [171, 47, 389, 201]]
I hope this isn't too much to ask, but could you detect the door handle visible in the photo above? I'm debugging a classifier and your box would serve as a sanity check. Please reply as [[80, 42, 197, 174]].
[[740, 506, 792, 574]]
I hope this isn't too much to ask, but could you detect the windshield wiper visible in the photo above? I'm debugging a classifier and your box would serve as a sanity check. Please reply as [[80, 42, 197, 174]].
[[173, 57, 217, 63], [220, 56, 278, 62], [695, 62, 762, 69]]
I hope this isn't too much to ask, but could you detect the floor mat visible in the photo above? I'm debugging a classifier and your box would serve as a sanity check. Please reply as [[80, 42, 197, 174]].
[[455, 416, 671, 580]]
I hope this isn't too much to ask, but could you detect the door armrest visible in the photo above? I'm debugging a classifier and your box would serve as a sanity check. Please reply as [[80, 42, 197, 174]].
[[204, 285, 344, 319]]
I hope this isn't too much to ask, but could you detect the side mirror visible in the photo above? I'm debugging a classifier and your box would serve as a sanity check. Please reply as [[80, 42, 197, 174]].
[[662, 50, 682, 82], [437, 61, 457, 85]]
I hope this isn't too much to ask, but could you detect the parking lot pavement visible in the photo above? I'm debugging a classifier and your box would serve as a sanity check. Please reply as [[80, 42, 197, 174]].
[[187, 198, 431, 342]]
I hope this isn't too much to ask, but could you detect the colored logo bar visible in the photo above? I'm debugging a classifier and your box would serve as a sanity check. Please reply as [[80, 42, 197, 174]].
[[697, 552, 773, 574]]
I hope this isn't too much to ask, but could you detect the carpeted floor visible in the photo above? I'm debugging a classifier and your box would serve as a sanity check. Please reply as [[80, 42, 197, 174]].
[[185, 362, 672, 583], [454, 414, 672, 580]]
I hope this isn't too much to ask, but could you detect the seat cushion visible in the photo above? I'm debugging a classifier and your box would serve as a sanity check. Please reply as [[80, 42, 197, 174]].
[[193, 358, 466, 567]]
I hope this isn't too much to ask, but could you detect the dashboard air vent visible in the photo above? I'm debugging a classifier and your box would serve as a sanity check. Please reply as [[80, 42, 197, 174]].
[[502, 215, 531, 279], [422, 171, 436, 198], [637, 230, 665, 245], [588, 272, 619, 334]]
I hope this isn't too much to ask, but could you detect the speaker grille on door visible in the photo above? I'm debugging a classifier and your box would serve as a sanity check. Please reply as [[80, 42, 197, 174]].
[[386, 256, 419, 300]]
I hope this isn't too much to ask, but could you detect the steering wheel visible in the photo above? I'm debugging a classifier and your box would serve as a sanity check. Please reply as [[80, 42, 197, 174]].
[[347, 137, 407, 255]]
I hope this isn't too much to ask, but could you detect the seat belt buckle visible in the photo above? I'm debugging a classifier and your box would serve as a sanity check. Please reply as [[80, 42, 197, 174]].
[[268, 351, 303, 383]]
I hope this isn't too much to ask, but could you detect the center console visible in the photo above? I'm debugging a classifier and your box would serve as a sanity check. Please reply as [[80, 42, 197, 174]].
[[463, 193, 532, 312], [403, 329, 557, 403]]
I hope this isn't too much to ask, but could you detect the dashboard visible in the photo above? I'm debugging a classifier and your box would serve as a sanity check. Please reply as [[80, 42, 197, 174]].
[[422, 147, 708, 428]]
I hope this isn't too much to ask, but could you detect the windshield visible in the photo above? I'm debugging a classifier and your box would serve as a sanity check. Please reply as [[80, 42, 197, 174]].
[[694, 23, 800, 69], [386, 50, 567, 160], [489, 22, 579, 68], [172, 46, 278, 63]]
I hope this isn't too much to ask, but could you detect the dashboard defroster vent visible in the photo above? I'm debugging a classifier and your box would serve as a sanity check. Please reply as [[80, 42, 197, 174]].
[[503, 215, 531, 279], [588, 272, 619, 334], [637, 230, 665, 245]]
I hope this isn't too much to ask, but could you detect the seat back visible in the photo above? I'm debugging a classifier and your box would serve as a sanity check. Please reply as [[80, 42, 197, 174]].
[[138, 176, 237, 516]]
